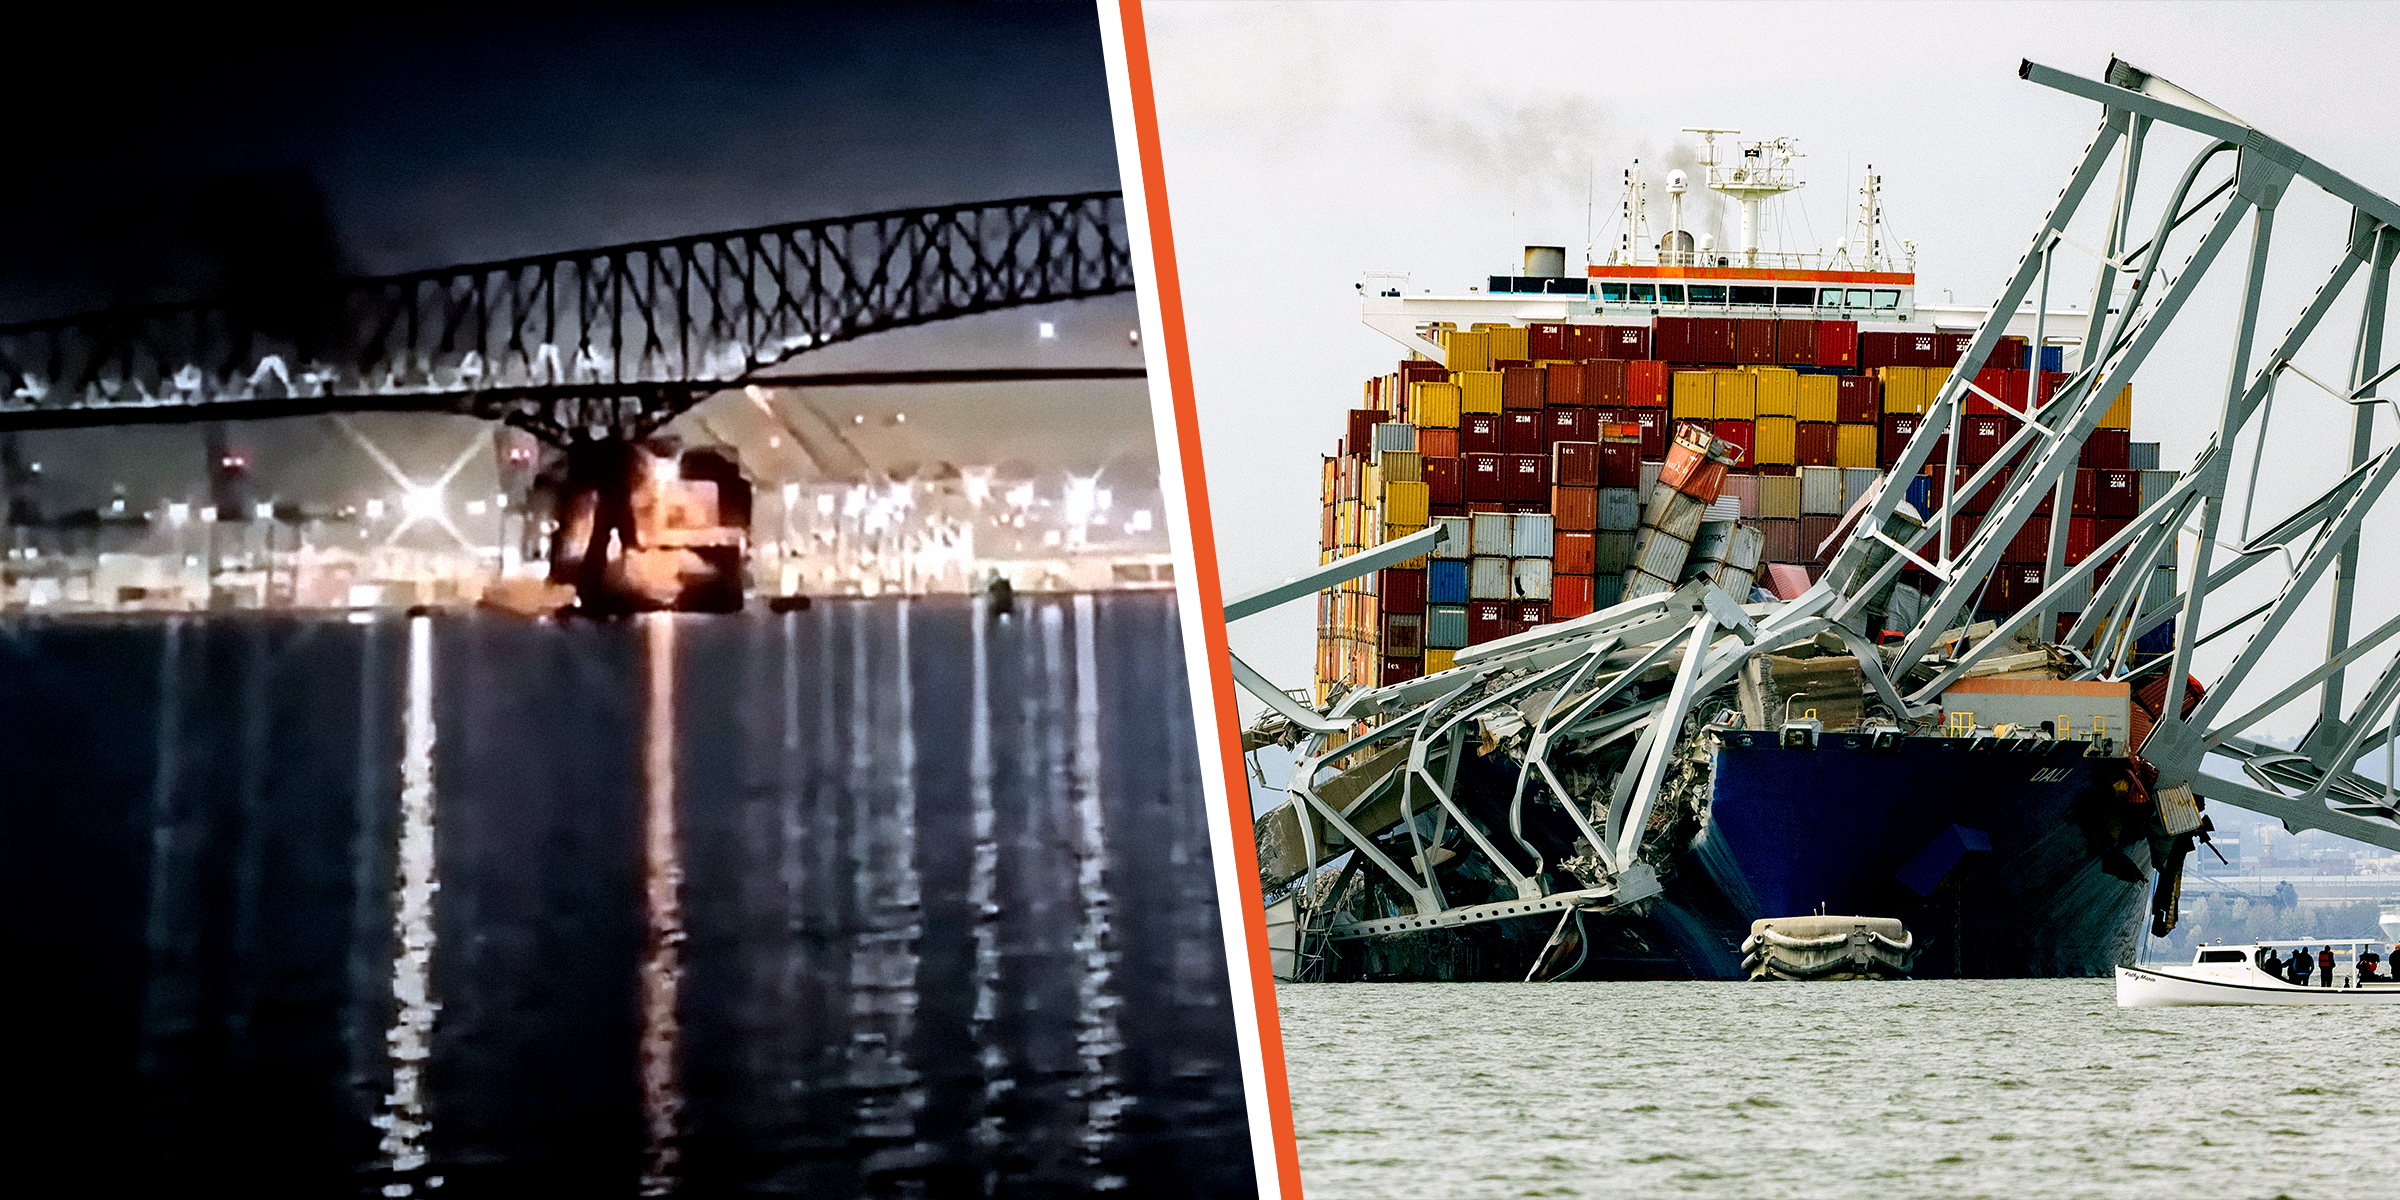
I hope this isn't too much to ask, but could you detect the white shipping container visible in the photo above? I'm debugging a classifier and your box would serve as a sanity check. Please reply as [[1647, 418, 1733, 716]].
[[1703, 496, 1742, 523], [1689, 520, 1736, 565], [1471, 512, 1514, 556], [1511, 557, 1553, 600], [1622, 569, 1677, 601], [1594, 531, 1637, 574], [1470, 555, 1514, 599], [1722, 523, 1766, 572], [1598, 487, 1641, 532], [1372, 421, 1418, 454], [1510, 513, 1555, 558], [1800, 466, 1844, 516], [1643, 490, 1708, 543], [1638, 460, 1664, 501], [1432, 514, 1472, 559], [1631, 526, 1691, 582], [2131, 442, 2161, 471], [2139, 470, 2178, 511], [1842, 468, 1880, 509], [1713, 562, 1760, 599]]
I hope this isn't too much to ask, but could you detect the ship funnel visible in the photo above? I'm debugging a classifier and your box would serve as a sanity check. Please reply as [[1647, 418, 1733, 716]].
[[1522, 246, 1566, 278]]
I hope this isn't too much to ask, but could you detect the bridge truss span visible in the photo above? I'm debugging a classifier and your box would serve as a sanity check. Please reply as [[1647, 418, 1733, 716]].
[[0, 191, 1133, 441]]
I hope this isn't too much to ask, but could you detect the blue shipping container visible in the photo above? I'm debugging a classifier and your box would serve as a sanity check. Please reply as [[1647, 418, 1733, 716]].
[[2019, 344, 2065, 372], [1428, 558, 1470, 604]]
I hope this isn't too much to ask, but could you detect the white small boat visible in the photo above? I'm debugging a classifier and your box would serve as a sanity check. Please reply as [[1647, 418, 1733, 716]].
[[2117, 939, 2400, 1007]]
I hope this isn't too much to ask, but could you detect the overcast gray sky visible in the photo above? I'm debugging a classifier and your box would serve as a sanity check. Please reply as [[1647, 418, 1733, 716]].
[[1148, 0, 2400, 745]]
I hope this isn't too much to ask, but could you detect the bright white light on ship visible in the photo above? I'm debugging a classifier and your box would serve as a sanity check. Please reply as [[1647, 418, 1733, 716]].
[[1038, 322, 1056, 339], [1131, 509, 1153, 532], [781, 482, 800, 506], [1093, 487, 1112, 515], [816, 492, 836, 516], [1063, 473, 1100, 527], [200, 506, 218, 523], [1005, 482, 1035, 509], [254, 502, 274, 521], [365, 499, 385, 520], [962, 466, 993, 507], [652, 455, 679, 484], [403, 486, 443, 521], [1043, 529, 1062, 547], [465, 500, 487, 517], [167, 502, 190, 526]]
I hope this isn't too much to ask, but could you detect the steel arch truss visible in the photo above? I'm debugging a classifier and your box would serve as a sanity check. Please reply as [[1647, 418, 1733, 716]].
[[0, 192, 1132, 441], [1835, 58, 2400, 850]]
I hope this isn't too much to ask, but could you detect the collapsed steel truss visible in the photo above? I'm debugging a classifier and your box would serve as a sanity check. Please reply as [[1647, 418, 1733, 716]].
[[1232, 59, 2400, 970], [0, 192, 1132, 442]]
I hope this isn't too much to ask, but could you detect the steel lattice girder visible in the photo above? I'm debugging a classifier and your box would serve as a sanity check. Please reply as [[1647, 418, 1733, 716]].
[[0, 191, 1132, 440]]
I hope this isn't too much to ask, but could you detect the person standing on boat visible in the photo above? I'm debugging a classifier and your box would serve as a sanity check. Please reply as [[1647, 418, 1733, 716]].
[[2290, 947, 2314, 985], [2361, 948, 2382, 983], [2318, 945, 2336, 987]]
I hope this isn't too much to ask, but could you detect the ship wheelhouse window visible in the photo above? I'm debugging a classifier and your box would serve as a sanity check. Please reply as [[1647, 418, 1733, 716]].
[[1729, 285, 1773, 306], [2198, 950, 2248, 963], [1628, 283, 1655, 303], [1598, 282, 1626, 303], [1775, 287, 1814, 306], [1819, 290, 1844, 309], [1686, 284, 1726, 305], [1874, 289, 1902, 309], [1846, 288, 1875, 308], [1656, 284, 1685, 303]]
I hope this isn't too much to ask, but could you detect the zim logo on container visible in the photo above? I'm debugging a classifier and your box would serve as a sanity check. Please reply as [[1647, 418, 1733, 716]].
[[2030, 767, 2076, 783]]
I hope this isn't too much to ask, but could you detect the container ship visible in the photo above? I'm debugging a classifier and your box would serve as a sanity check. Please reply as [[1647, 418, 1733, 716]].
[[1241, 133, 2206, 983]]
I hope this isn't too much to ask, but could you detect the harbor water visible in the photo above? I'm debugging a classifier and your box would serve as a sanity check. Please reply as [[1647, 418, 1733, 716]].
[[0, 593, 1253, 1197], [1281, 979, 2399, 1200]]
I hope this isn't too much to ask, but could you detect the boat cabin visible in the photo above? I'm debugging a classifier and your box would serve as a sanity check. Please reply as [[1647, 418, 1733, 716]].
[[2188, 939, 2391, 988]]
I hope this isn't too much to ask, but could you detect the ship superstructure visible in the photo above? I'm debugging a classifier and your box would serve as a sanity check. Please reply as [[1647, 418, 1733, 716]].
[[1238, 62, 2400, 983]]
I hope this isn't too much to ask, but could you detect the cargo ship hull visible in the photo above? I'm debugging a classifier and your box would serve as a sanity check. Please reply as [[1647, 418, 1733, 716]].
[[1325, 734, 2149, 982]]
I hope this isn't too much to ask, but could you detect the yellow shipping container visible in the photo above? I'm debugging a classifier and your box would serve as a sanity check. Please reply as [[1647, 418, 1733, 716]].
[[1460, 371, 1505, 413], [1384, 481, 1430, 526], [1713, 369, 1759, 420], [1753, 416, 1798, 465], [1672, 370, 1714, 420], [1926, 367, 1952, 412], [2099, 383, 2133, 429], [1321, 456, 1337, 504], [1424, 648, 1457, 674], [1380, 451, 1422, 484], [1881, 365, 1924, 414], [1411, 380, 1463, 427], [1383, 521, 1430, 569], [1749, 366, 1799, 417], [1797, 374, 1839, 422], [1836, 422, 1879, 469], [1337, 499, 1361, 545], [1487, 324, 1530, 362], [1442, 328, 1493, 372]]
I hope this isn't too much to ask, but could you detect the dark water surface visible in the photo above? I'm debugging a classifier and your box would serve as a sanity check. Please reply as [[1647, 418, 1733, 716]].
[[0, 595, 1253, 1197], [1281, 979, 2399, 1199]]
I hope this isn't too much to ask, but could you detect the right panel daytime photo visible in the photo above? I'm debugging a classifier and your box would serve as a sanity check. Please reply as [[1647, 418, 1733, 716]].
[[1142, 3, 2400, 1197]]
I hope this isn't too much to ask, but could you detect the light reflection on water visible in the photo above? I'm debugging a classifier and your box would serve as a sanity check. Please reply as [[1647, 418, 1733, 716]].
[[2, 597, 1253, 1197]]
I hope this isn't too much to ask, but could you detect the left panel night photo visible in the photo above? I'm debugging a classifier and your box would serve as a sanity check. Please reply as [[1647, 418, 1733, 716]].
[[0, 4, 1260, 1196]]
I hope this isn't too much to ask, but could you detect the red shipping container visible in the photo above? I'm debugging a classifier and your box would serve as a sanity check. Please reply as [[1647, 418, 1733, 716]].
[[2065, 515, 2097, 566], [1503, 410, 1545, 453], [1566, 324, 1603, 360], [1603, 325, 1650, 359], [1632, 408, 1668, 459], [1858, 331, 1906, 369], [1598, 439, 1641, 487], [1502, 366, 1546, 410], [1553, 441, 1601, 487], [1990, 562, 2046, 612], [1777, 318, 1819, 365], [1419, 427, 1459, 459], [1529, 322, 1570, 361], [1512, 601, 1551, 634], [1711, 419, 1756, 465], [2081, 428, 2130, 470], [1379, 567, 1428, 614], [1504, 454, 1550, 504], [1816, 319, 1859, 368], [1651, 316, 1697, 362], [1733, 319, 1778, 365], [1424, 456, 1462, 506], [1694, 317, 1737, 364], [1346, 408, 1379, 457], [1462, 412, 1505, 454], [2004, 514, 2053, 564], [2096, 468, 2138, 518], [1382, 657, 1423, 684], [1796, 421, 1838, 467], [1940, 331, 1977, 369], [1430, 503, 1465, 518], [1959, 415, 2010, 464], [2094, 516, 2131, 561], [1556, 531, 1596, 575], [1759, 518, 1800, 563], [1400, 358, 1448, 382], [1546, 406, 1597, 445], [1968, 368, 2012, 416], [1836, 375, 1881, 424], [1464, 453, 1505, 502], [1883, 413, 1945, 468], [1952, 464, 2008, 516], [2071, 467, 2097, 516], [1585, 358, 1629, 405], [1546, 361, 1586, 407], [1800, 515, 1841, 562], [1755, 463, 1797, 477], [1551, 486, 1599, 531], [1467, 600, 1512, 645], [1626, 360, 1670, 407], [1949, 510, 1982, 552], [1466, 501, 1507, 514], [1903, 331, 1945, 366], [1493, 358, 1531, 371], [1589, 406, 1627, 427], [1988, 335, 2028, 371], [1551, 574, 1596, 619]]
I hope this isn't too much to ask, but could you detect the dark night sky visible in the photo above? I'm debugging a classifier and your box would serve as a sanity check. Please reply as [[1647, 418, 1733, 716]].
[[3, 2, 1144, 511]]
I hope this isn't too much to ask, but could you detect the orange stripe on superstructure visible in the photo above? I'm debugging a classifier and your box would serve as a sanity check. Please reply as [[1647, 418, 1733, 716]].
[[1116, 3, 1304, 1196], [1944, 678, 2132, 696], [1589, 265, 1915, 285]]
